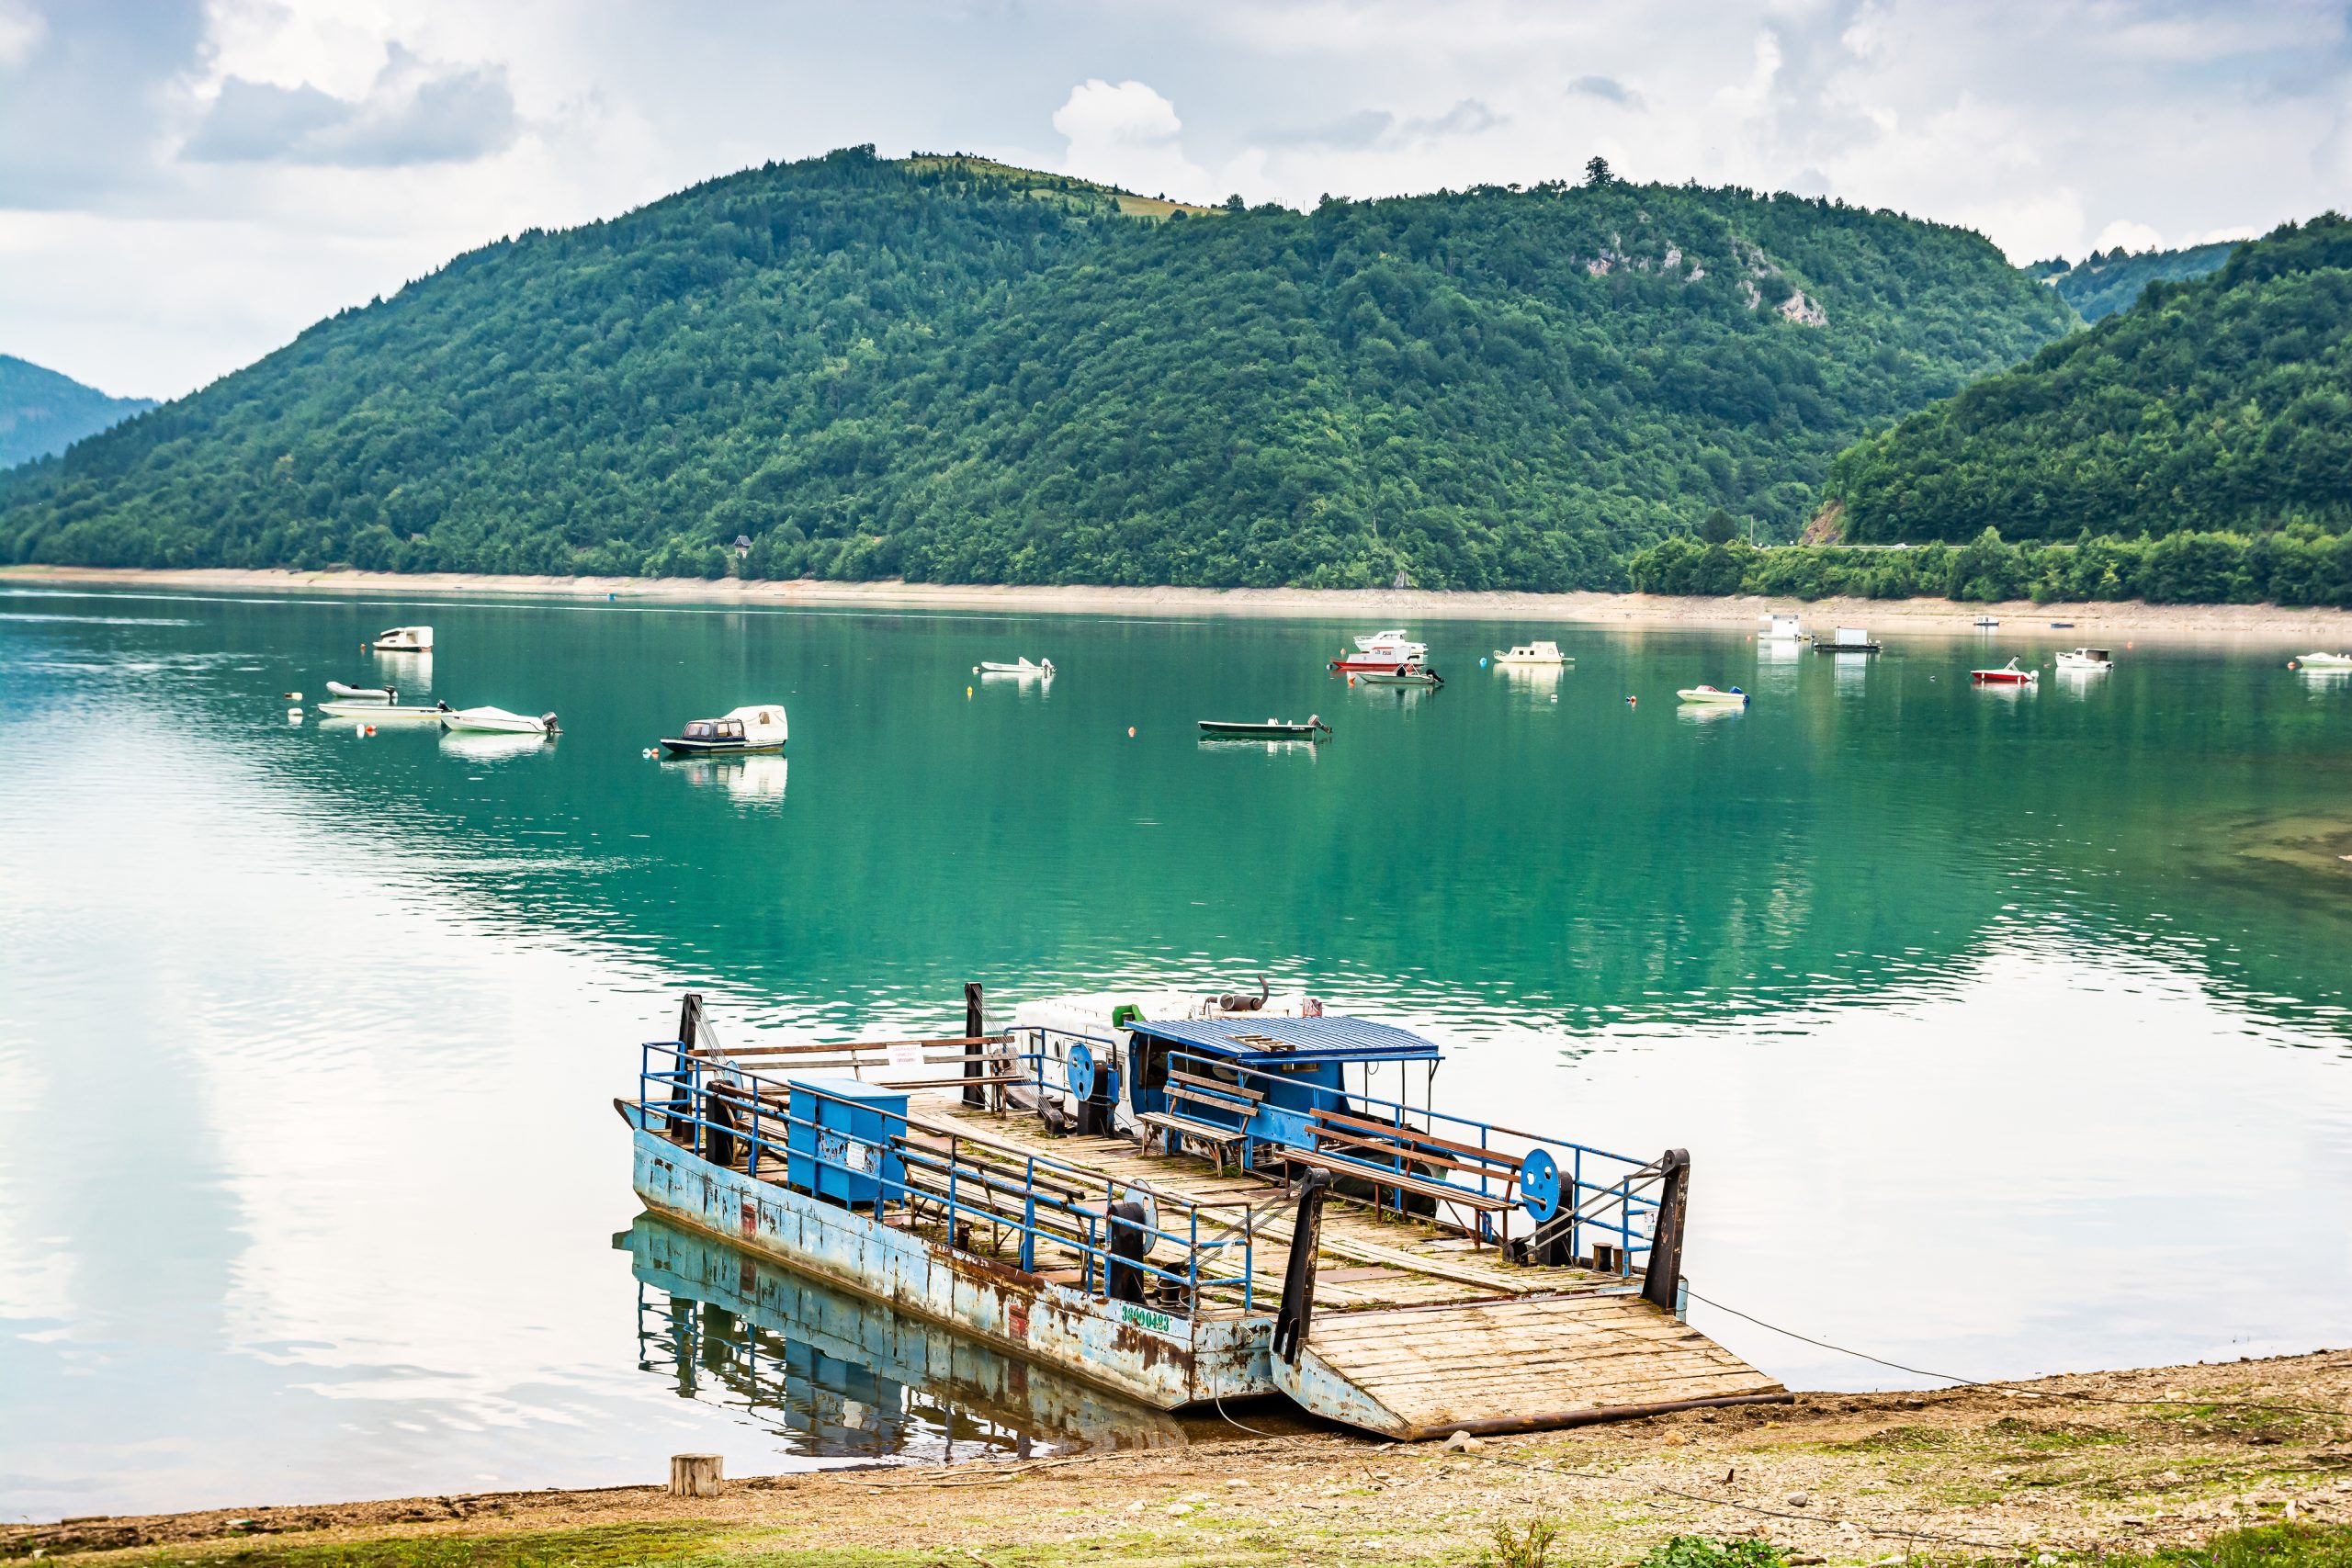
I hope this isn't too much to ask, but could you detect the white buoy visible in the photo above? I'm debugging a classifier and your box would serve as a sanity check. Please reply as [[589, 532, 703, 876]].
[[287, 708, 302, 722]]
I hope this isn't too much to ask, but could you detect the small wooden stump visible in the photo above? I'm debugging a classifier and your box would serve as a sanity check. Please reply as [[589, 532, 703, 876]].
[[670, 1453, 723, 1497]]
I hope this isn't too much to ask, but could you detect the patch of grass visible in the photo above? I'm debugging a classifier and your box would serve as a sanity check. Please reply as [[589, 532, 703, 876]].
[[1838, 1425, 1955, 1453], [88, 1524, 739, 1568], [2048, 1523, 2352, 1568], [1986, 1416, 2130, 1450], [1635, 1538, 1787, 1568]]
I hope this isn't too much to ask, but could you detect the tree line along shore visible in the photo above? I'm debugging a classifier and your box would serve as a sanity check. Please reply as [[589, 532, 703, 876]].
[[6, 1348, 2347, 1566]]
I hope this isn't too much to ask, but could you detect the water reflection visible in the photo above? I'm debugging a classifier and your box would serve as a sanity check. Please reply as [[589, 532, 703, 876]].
[[439, 729, 558, 762], [663, 754, 791, 804], [624, 1216, 1180, 1463]]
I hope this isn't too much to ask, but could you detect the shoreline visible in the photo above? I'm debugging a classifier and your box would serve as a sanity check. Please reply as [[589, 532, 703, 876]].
[[7, 564, 2352, 641], [8, 1348, 2346, 1563]]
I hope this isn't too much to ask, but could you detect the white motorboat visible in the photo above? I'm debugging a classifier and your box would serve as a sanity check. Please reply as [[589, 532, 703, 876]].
[[1677, 684, 1749, 705], [976, 658, 1055, 677], [660, 704, 788, 756], [1758, 614, 1811, 643], [319, 700, 450, 720], [2055, 647, 2114, 671], [1353, 629, 1430, 660], [2290, 652, 2352, 670], [369, 625, 434, 652], [1492, 641, 1568, 665], [440, 705, 558, 735], [1971, 658, 2038, 685], [325, 680, 395, 700]]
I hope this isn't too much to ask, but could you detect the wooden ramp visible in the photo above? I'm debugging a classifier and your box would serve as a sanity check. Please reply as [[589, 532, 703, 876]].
[[1272, 1293, 1789, 1439]]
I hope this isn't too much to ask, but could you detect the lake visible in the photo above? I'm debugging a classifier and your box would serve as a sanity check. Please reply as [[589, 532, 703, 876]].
[[3, 586, 2348, 1519]]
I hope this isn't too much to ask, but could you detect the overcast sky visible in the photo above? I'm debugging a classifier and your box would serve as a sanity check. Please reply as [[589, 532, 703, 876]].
[[4, 0, 2346, 400]]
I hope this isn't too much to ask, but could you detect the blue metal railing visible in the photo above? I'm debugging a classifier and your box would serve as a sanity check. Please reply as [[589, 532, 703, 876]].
[[638, 1043, 1259, 1310]]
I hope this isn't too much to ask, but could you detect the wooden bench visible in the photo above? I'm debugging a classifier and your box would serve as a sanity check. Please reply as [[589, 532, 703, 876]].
[[1311, 1115, 1523, 1191], [1280, 1145, 1517, 1237], [1136, 1109, 1251, 1174]]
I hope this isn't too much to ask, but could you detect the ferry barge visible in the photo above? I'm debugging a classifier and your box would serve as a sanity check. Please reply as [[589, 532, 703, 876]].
[[618, 987, 1785, 1439]]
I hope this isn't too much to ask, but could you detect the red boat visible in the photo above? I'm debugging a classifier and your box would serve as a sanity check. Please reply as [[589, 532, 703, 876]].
[[1971, 658, 2039, 685]]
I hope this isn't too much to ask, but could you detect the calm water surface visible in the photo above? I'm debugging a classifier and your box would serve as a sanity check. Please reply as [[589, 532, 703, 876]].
[[3, 588, 2349, 1518]]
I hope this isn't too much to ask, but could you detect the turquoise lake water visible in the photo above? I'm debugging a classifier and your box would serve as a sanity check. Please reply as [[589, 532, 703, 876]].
[[3, 586, 2349, 1517]]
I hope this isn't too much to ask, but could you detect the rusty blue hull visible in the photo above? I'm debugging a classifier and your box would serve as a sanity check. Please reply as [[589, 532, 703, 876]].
[[628, 1109, 1272, 1410]]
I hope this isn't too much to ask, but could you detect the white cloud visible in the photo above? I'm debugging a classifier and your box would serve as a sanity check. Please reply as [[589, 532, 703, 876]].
[[0, 0, 44, 68], [1050, 78, 1211, 197], [2092, 218, 2166, 254], [184, 42, 519, 166]]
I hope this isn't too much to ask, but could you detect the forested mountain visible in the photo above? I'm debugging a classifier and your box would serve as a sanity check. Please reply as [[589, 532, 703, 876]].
[[0, 355, 155, 469], [0, 147, 2074, 590], [2026, 240, 2238, 321], [1826, 214, 2352, 547]]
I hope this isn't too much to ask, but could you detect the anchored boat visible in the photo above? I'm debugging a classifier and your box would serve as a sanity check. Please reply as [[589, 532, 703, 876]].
[[1758, 614, 1811, 644], [2055, 648, 2113, 671], [1352, 667, 1443, 688], [369, 625, 434, 652], [1971, 659, 2038, 685], [441, 705, 560, 735], [978, 658, 1055, 678], [618, 987, 1786, 1440], [2290, 651, 2352, 670], [1199, 716, 1330, 739], [1814, 628, 1881, 654], [1491, 641, 1567, 666], [1677, 684, 1748, 705], [318, 699, 451, 720], [660, 704, 787, 757]]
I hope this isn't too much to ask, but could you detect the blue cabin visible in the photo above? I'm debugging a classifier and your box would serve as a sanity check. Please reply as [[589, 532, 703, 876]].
[[1122, 1014, 1439, 1150]]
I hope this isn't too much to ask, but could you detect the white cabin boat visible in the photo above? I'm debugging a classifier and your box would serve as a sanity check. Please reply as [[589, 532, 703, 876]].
[[660, 704, 788, 756], [370, 625, 434, 652], [2291, 651, 2352, 670], [2055, 647, 2114, 671], [1758, 614, 1811, 643], [440, 705, 558, 735], [1492, 641, 1568, 665], [1353, 629, 1430, 660]]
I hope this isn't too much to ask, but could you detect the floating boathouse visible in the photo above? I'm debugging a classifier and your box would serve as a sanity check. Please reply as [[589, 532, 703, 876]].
[[619, 990, 1786, 1439]]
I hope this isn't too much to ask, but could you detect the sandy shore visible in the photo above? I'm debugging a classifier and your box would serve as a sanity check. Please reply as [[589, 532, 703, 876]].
[[8, 564, 2352, 643], [9, 1349, 2347, 1564]]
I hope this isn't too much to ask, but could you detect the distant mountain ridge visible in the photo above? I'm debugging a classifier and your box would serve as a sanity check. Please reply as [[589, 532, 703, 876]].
[[0, 355, 155, 469], [0, 147, 2074, 588], [2026, 240, 2240, 321]]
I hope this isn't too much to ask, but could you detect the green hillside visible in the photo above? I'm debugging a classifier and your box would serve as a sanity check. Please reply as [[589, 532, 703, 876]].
[[2028, 239, 2238, 321], [0, 146, 2073, 590], [0, 355, 154, 469], [1828, 214, 2352, 547]]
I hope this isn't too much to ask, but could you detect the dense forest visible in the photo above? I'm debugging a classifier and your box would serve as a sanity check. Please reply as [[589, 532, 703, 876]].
[[0, 147, 2074, 591], [0, 355, 154, 469], [2025, 239, 2237, 321], [1824, 214, 2352, 548]]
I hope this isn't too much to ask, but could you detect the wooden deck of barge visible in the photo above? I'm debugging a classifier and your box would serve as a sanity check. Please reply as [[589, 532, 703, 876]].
[[913, 1099, 1788, 1438]]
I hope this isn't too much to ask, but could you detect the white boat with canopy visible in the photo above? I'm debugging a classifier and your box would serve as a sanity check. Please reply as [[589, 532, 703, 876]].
[[660, 704, 788, 756], [1492, 641, 1567, 665], [2055, 647, 2114, 671], [369, 625, 433, 652], [440, 705, 559, 735]]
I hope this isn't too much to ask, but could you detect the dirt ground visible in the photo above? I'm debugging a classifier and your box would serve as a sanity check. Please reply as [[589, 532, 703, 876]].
[[8, 564, 2352, 643], [10, 1350, 2348, 1565]]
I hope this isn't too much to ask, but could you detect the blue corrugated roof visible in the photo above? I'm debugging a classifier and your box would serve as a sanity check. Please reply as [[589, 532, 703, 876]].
[[1125, 1014, 1441, 1062]]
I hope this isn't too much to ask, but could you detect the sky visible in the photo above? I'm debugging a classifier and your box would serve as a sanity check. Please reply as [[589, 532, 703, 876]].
[[3, 0, 2346, 401]]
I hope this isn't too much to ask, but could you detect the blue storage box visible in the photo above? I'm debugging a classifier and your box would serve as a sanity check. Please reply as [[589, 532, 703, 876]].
[[785, 1076, 908, 1209]]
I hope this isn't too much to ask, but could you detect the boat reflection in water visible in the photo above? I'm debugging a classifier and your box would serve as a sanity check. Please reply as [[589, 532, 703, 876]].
[[438, 728, 555, 762], [622, 1215, 1183, 1464], [668, 754, 790, 804]]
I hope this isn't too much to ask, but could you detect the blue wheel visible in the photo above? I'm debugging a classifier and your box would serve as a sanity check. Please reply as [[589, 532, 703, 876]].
[[1519, 1147, 1563, 1224], [1066, 1042, 1096, 1103]]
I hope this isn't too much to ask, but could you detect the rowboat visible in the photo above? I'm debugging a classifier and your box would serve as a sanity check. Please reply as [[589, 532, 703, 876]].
[[660, 704, 788, 756], [977, 658, 1055, 677], [1352, 668, 1443, 688], [318, 700, 450, 720], [1971, 659, 2038, 684], [441, 705, 559, 735], [1492, 641, 1567, 665], [2290, 652, 2352, 670], [1677, 685, 1748, 705], [1198, 716, 1330, 739], [369, 625, 433, 652], [2054, 648, 2113, 671], [325, 680, 394, 700]]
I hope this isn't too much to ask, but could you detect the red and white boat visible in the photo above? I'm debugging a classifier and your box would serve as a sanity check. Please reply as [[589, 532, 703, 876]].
[[1971, 658, 2039, 685], [1331, 629, 1429, 672]]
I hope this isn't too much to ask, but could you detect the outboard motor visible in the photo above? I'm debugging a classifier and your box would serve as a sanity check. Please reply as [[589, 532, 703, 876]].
[[541, 712, 561, 735]]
